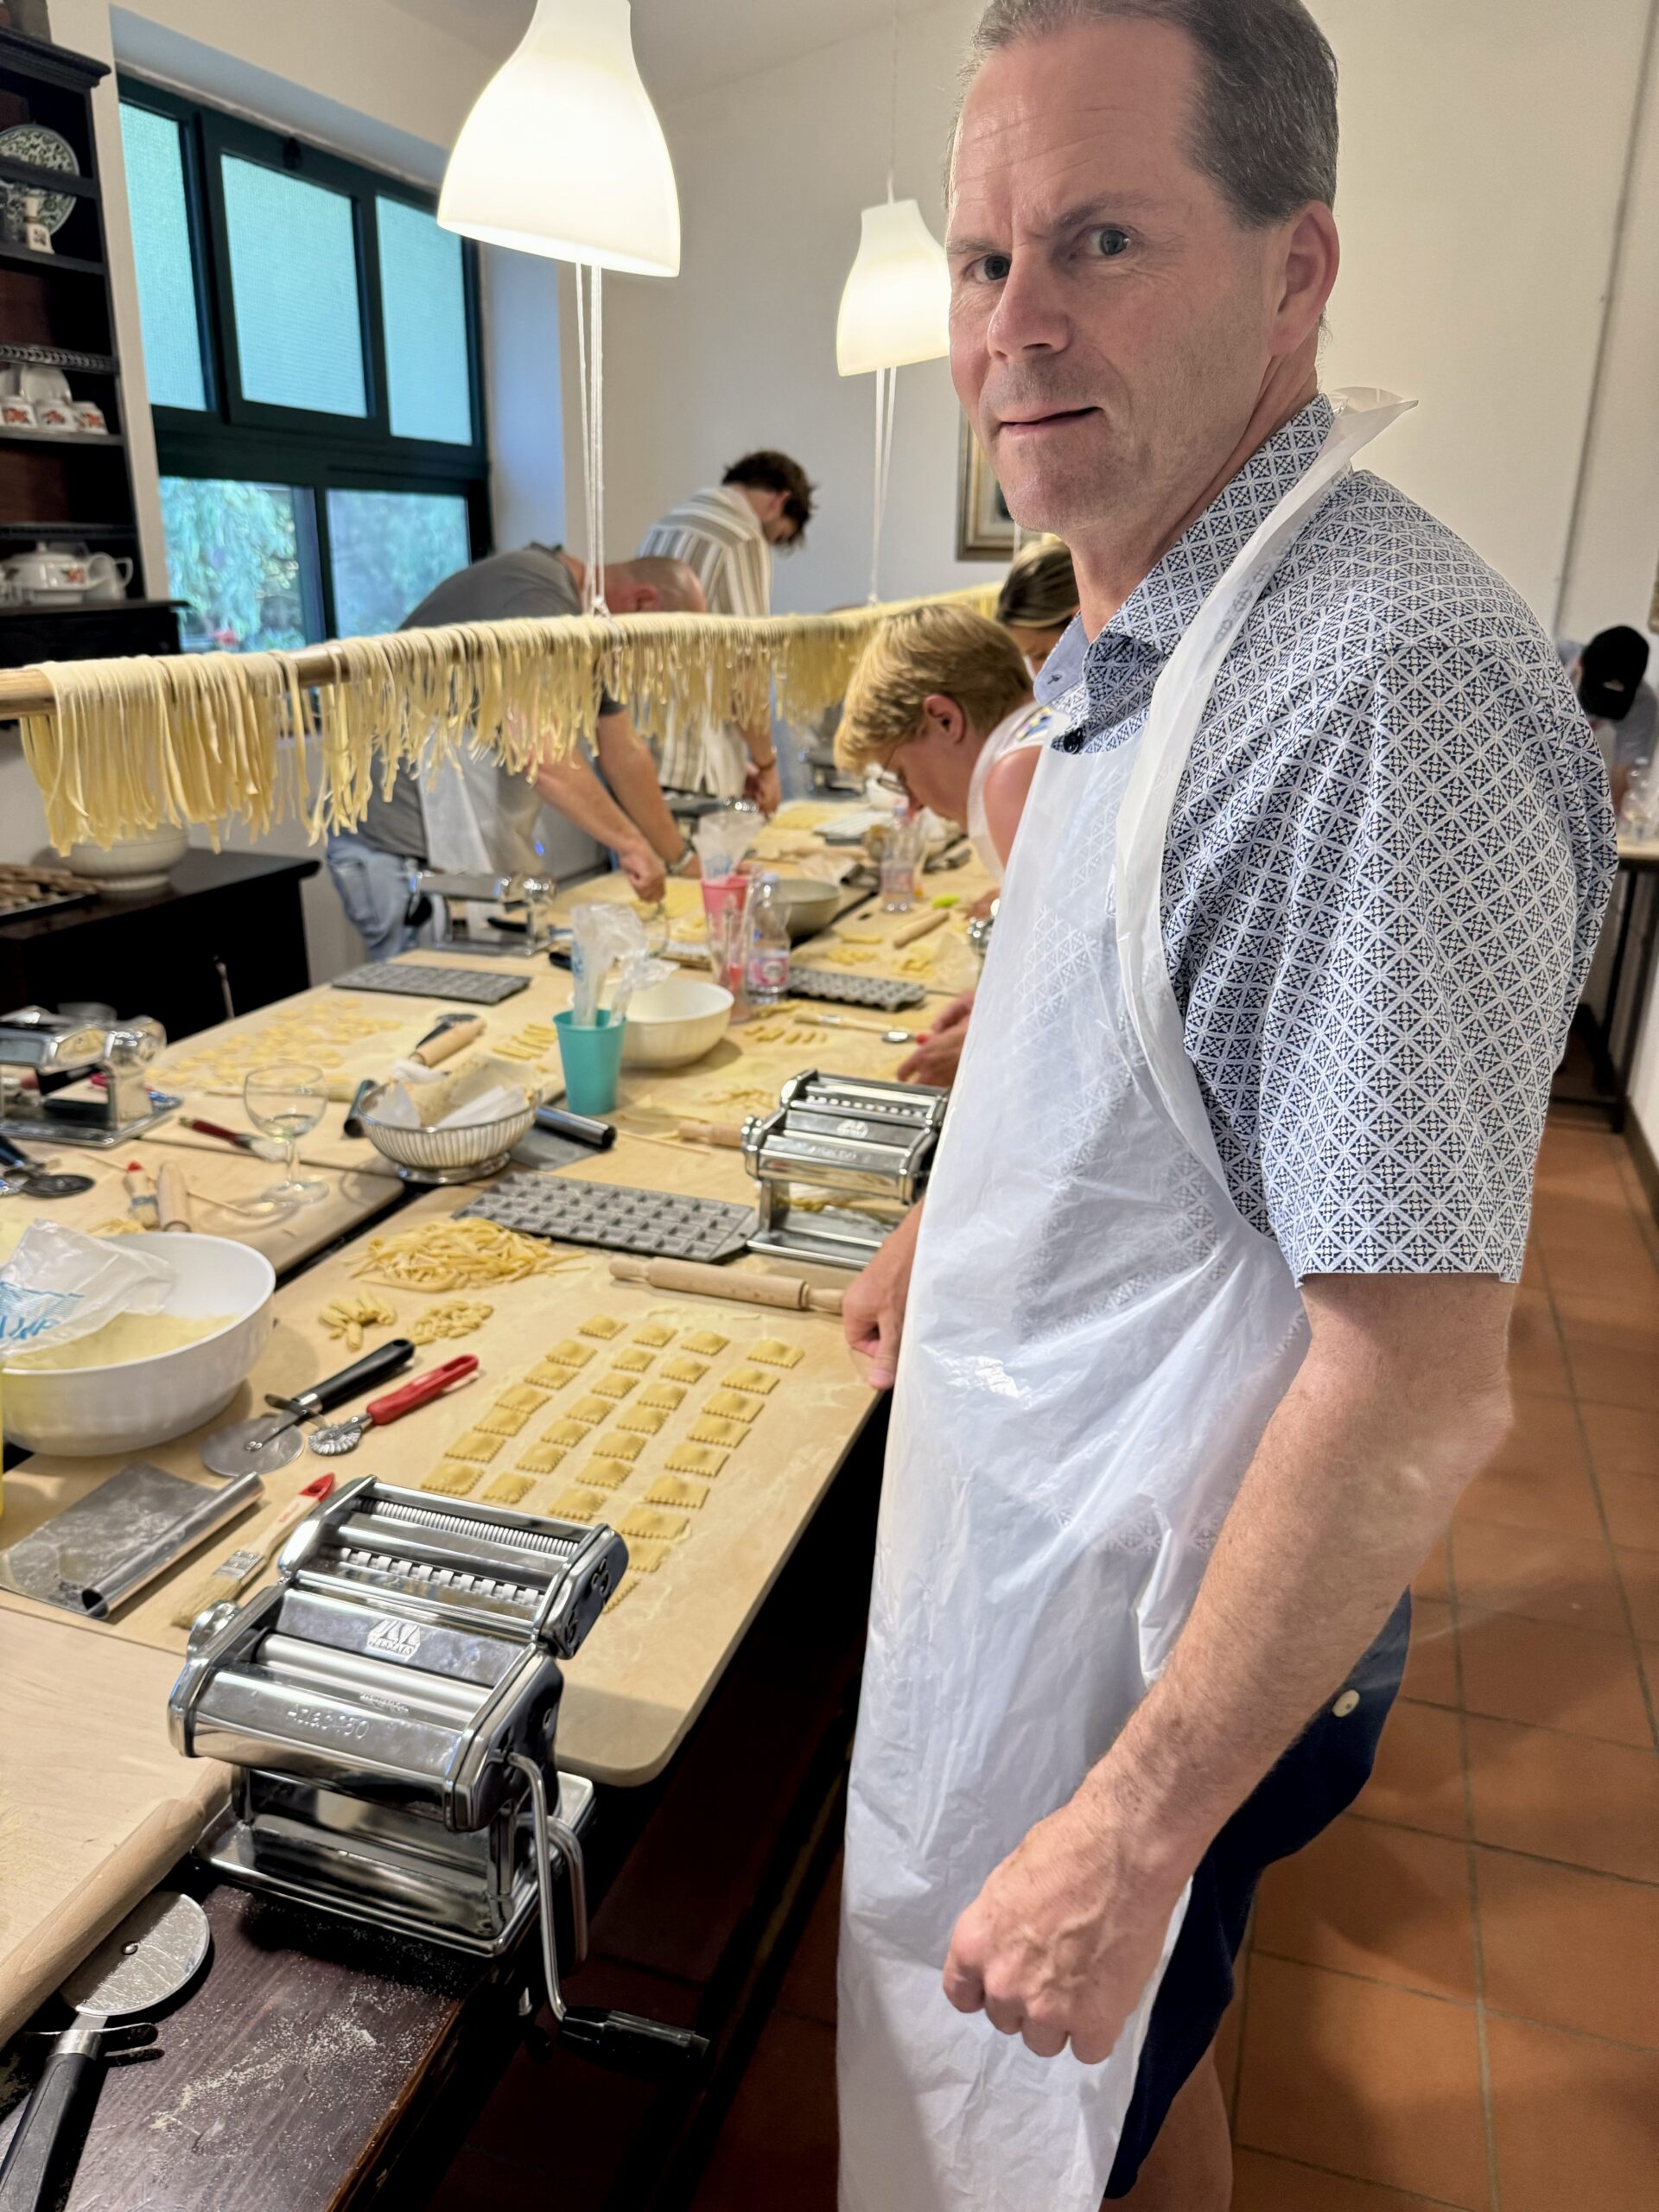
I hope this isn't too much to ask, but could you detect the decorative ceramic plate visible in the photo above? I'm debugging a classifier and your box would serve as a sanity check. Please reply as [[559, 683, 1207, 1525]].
[[0, 124, 79, 234]]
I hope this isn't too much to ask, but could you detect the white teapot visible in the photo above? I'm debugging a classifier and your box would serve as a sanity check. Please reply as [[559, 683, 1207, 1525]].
[[85, 553, 133, 601]]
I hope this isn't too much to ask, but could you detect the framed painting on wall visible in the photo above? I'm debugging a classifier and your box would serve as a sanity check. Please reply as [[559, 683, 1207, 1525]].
[[957, 419, 1017, 560]]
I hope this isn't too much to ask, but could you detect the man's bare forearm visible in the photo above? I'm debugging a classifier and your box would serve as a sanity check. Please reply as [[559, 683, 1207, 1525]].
[[594, 710, 685, 861], [1075, 1274, 1513, 1886], [534, 748, 647, 857]]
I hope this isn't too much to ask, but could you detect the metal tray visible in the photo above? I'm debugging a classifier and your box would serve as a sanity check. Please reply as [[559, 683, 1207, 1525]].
[[457, 1173, 755, 1262], [331, 962, 531, 1006], [785, 966, 928, 1011]]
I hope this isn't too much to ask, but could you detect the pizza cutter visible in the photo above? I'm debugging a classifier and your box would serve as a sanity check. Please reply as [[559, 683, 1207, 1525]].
[[199, 1338, 416, 1478], [308, 1352, 479, 1454], [0, 1135, 93, 1200], [0, 1891, 210, 2212]]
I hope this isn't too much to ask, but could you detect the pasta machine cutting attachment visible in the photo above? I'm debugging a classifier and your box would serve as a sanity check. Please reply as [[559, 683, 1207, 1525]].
[[742, 1071, 949, 1270], [168, 1477, 708, 2077], [0, 1007, 178, 1146]]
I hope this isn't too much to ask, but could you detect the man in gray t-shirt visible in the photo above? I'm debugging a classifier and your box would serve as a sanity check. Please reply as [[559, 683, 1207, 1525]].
[[327, 543, 704, 960]]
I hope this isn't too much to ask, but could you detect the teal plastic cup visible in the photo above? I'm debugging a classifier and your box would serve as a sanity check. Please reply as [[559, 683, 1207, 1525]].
[[555, 1008, 626, 1115]]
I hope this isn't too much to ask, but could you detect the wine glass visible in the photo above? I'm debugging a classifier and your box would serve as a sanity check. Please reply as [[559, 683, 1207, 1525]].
[[243, 1061, 327, 1205]]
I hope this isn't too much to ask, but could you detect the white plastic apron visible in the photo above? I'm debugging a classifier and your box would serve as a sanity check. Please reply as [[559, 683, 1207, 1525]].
[[839, 393, 1412, 2212], [422, 741, 547, 877]]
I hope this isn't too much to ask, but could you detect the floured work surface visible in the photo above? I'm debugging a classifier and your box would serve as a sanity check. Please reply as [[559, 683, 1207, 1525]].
[[0, 1188, 873, 1794]]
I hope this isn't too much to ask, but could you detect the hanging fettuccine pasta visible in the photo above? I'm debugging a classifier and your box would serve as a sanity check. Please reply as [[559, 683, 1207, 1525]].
[[13, 588, 997, 854]]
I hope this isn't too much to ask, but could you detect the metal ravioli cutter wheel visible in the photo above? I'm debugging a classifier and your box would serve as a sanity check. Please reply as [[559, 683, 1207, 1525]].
[[785, 965, 927, 1012], [457, 1173, 757, 1262], [331, 962, 531, 1006]]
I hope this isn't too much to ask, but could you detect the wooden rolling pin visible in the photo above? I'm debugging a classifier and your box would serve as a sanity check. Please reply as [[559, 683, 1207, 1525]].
[[677, 1119, 746, 1149], [893, 906, 951, 948], [410, 1014, 486, 1067], [609, 1255, 844, 1314], [155, 1160, 192, 1231]]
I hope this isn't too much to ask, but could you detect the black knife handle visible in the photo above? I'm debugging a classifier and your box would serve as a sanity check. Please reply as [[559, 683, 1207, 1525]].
[[296, 1338, 416, 1416], [0, 2043, 100, 2212]]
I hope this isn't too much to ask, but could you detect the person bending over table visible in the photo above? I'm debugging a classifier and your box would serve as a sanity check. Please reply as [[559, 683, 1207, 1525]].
[[835, 603, 1052, 1086], [835, 4, 1614, 2210], [327, 546, 704, 961]]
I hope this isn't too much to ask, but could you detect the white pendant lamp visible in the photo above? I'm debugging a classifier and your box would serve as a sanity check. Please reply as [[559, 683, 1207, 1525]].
[[439, 0, 679, 618], [836, 197, 950, 377], [438, 0, 679, 276], [836, 3, 950, 601]]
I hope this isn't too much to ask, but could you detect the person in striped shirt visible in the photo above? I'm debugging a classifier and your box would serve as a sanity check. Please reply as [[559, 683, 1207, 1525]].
[[638, 450, 816, 810]]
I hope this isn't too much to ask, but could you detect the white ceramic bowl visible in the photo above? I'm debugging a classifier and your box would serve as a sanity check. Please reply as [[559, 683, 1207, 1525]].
[[620, 977, 734, 1068], [67, 826, 190, 894], [3, 1232, 276, 1457]]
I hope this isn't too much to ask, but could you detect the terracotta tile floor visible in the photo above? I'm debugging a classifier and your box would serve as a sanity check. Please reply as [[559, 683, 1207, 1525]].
[[691, 1120, 1659, 2209]]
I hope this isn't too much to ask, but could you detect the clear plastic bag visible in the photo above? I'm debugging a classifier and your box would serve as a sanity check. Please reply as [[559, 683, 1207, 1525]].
[[0, 1222, 174, 1359]]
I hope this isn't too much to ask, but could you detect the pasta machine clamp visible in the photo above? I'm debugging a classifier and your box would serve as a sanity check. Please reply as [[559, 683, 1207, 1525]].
[[168, 1477, 709, 2078]]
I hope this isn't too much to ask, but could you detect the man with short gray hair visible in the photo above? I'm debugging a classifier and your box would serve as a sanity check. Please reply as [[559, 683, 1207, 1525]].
[[836, 3, 1612, 2207]]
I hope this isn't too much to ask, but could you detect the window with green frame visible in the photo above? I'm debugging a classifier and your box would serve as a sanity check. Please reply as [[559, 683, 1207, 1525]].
[[118, 79, 490, 652]]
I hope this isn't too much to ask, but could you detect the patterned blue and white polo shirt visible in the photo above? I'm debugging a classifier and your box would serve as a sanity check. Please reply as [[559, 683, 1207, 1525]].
[[1033, 394, 1615, 1282]]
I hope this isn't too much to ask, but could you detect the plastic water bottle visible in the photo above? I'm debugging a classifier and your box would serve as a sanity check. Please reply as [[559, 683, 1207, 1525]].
[[746, 874, 791, 1004]]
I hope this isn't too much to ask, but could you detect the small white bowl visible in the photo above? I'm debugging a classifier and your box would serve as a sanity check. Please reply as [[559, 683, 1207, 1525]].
[[3, 1232, 275, 1457], [620, 977, 734, 1068]]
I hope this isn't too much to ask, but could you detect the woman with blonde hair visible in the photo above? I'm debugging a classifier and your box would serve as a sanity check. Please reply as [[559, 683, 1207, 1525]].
[[995, 535, 1078, 675]]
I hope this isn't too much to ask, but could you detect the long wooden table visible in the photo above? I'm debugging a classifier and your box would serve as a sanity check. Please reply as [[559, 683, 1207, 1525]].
[[0, 821, 994, 2203]]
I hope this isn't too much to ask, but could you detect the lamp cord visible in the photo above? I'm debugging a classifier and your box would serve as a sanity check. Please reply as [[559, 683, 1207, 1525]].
[[887, 0, 899, 200], [868, 363, 898, 603]]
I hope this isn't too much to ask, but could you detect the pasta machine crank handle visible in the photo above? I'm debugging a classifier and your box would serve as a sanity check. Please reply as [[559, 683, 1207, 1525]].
[[508, 1752, 711, 2081]]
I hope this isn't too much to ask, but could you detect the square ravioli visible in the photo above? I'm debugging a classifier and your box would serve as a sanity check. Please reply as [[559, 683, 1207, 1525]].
[[632, 1323, 676, 1349], [689, 1415, 746, 1448], [524, 1358, 580, 1390], [444, 1427, 503, 1463], [544, 1339, 593, 1368], [566, 1395, 613, 1427], [637, 1382, 686, 1413], [481, 1471, 534, 1506], [596, 1427, 644, 1463], [746, 1338, 804, 1369], [543, 1417, 594, 1448], [582, 1454, 636, 1491], [602, 1573, 639, 1613], [550, 1484, 607, 1522], [624, 1538, 671, 1573], [591, 1371, 635, 1401], [616, 1504, 689, 1542], [498, 1382, 553, 1413], [578, 1314, 625, 1340], [662, 1445, 728, 1478], [721, 1365, 779, 1396], [660, 1355, 709, 1385], [613, 1404, 666, 1436], [475, 1397, 542, 1438], [645, 1472, 712, 1510], [515, 1440, 567, 1475], [610, 1346, 655, 1373], [682, 1329, 729, 1357], [423, 1461, 482, 1497], [703, 1389, 762, 1423]]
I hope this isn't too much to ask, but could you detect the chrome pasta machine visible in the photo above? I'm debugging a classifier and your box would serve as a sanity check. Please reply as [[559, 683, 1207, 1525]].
[[414, 867, 559, 956], [168, 1478, 706, 2075], [0, 1007, 175, 1145], [741, 1071, 949, 1270]]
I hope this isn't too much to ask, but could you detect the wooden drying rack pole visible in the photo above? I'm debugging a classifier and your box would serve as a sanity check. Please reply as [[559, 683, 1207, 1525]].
[[0, 583, 1001, 729]]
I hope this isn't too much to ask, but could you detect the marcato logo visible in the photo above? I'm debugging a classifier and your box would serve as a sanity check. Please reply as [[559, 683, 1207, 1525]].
[[366, 1616, 425, 1664]]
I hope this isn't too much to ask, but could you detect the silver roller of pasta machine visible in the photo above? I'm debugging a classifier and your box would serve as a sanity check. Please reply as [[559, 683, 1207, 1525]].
[[415, 868, 560, 957], [168, 1477, 708, 2077]]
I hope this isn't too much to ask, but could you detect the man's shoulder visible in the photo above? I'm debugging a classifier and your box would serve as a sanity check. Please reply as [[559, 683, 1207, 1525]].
[[1281, 470, 1567, 701]]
